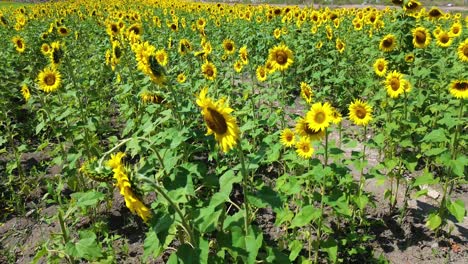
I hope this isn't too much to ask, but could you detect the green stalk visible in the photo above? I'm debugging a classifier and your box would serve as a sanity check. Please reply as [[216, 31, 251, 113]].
[[237, 143, 250, 235]]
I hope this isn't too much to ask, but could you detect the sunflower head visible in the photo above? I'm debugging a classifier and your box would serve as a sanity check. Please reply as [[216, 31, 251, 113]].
[[336, 38, 345, 53], [405, 53, 415, 63], [202, 61, 217, 81], [449, 80, 468, 99], [12, 36, 26, 53], [268, 44, 294, 72], [450, 22, 462, 37], [239, 46, 248, 65], [295, 137, 314, 159], [385, 71, 404, 98], [21, 84, 30, 102], [457, 39, 468, 62], [148, 54, 166, 85], [412, 27, 431, 49], [348, 99, 372, 126], [57, 26, 69, 36], [373, 58, 388, 77], [177, 73, 186, 83], [427, 7, 443, 20], [223, 39, 235, 55], [306, 102, 333, 132], [37, 66, 61, 93], [280, 128, 295, 147], [404, 0, 422, 13], [256, 66, 267, 82], [436, 31, 453, 48], [300, 82, 313, 104], [379, 34, 396, 52]]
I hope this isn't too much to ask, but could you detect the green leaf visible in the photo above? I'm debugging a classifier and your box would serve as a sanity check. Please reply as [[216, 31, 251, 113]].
[[245, 227, 263, 264], [290, 205, 321, 228], [448, 199, 466, 223], [275, 207, 294, 226], [143, 230, 161, 261], [354, 195, 369, 211], [288, 240, 302, 261], [424, 147, 447, 157], [448, 155, 467, 177], [70, 190, 105, 208], [414, 189, 428, 198], [412, 171, 439, 187], [322, 238, 338, 263], [421, 129, 448, 143], [247, 186, 282, 210], [66, 231, 103, 260], [426, 213, 442, 231]]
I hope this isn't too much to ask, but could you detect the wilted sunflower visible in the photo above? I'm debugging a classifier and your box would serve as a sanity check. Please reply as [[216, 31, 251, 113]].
[[436, 30, 453, 48], [457, 39, 468, 62], [12, 36, 26, 53], [413, 27, 431, 49], [223, 39, 235, 55], [177, 73, 186, 83], [405, 53, 415, 63], [300, 82, 313, 104], [306, 102, 333, 132], [21, 84, 30, 102], [450, 22, 462, 37], [268, 44, 293, 71], [295, 137, 314, 159], [379, 34, 396, 52], [385, 71, 404, 98], [449, 80, 468, 99], [201, 61, 217, 81], [196, 87, 240, 153], [256, 66, 267, 82], [295, 117, 325, 142], [37, 66, 61, 93], [348, 99, 372, 126], [373, 58, 388, 77], [239, 46, 248, 65], [336, 38, 345, 53], [280, 128, 295, 147]]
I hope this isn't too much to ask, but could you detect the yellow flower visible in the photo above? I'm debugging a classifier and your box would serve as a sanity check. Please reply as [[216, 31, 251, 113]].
[[201, 61, 217, 81], [295, 117, 325, 142], [223, 39, 235, 55], [280, 128, 295, 147], [256, 66, 267, 82], [373, 58, 388, 77], [239, 46, 248, 65], [155, 49, 168, 66], [268, 44, 293, 71], [450, 22, 462, 37], [37, 66, 61, 93], [300, 82, 313, 104], [385, 71, 404, 98], [21, 84, 30, 102], [177, 73, 186, 83], [427, 7, 444, 20], [273, 28, 281, 39], [436, 30, 453, 48], [234, 60, 243, 73], [412, 27, 431, 49], [12, 36, 26, 53], [57, 26, 69, 36], [379, 34, 396, 52], [331, 107, 342, 124], [295, 137, 314, 159], [41, 43, 51, 56], [457, 39, 468, 62], [196, 87, 240, 153], [405, 53, 415, 63], [449, 80, 468, 99], [306, 102, 333, 132], [336, 38, 345, 53], [348, 99, 372, 126], [106, 152, 126, 169]]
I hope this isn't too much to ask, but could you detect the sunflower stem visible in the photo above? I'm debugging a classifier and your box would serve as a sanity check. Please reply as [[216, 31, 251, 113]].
[[237, 143, 250, 235]]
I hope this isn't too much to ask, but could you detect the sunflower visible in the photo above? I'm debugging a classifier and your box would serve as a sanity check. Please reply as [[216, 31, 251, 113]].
[[12, 36, 26, 53], [37, 66, 61, 93], [50, 41, 63, 67], [457, 39, 468, 62], [449, 80, 468, 99], [331, 108, 342, 124], [268, 44, 293, 72], [273, 28, 281, 39], [436, 30, 453, 48], [234, 60, 243, 73], [147, 53, 166, 85], [306, 102, 333, 132], [41, 43, 51, 55], [295, 137, 314, 159], [202, 61, 217, 81], [127, 23, 143, 36], [373, 58, 388, 77], [140, 91, 165, 104], [106, 21, 120, 37], [265, 60, 276, 75], [196, 87, 240, 153], [379, 34, 396, 52], [427, 7, 443, 20], [280, 128, 295, 147], [178, 39, 192, 55], [256, 66, 267, 82], [412, 27, 431, 49], [239, 46, 248, 65], [223, 39, 235, 55], [295, 117, 325, 142], [336, 38, 345, 53], [300, 82, 313, 104], [403, 0, 422, 13], [450, 22, 462, 37], [348, 99, 372, 126], [316, 41, 323, 49], [21, 84, 30, 102], [57, 26, 69, 36], [177, 73, 186, 83], [155, 49, 168, 66], [385, 71, 404, 98], [401, 79, 412, 93], [405, 53, 415, 63]]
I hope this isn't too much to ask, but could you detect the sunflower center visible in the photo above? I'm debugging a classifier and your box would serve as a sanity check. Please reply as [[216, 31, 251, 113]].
[[17, 40, 23, 48], [60, 28, 67, 34], [111, 25, 118, 33], [377, 63, 384, 71], [463, 46, 468, 56], [452, 27, 459, 34], [276, 51, 287, 64], [205, 68, 214, 77], [314, 112, 326, 124], [301, 144, 310, 152], [383, 38, 393, 48], [171, 24, 177, 30], [439, 34, 449, 44], [356, 108, 367, 119], [45, 74, 56, 86], [131, 27, 140, 35], [286, 133, 293, 142], [454, 82, 467, 91], [415, 31, 426, 44], [390, 78, 400, 91], [225, 43, 233, 51], [205, 108, 227, 134]]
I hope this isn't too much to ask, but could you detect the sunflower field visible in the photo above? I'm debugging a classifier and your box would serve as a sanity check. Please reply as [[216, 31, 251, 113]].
[[0, 0, 467, 263]]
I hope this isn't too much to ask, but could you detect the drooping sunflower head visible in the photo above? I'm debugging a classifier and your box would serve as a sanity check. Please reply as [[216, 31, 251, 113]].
[[37, 66, 61, 93], [196, 87, 240, 153], [50, 41, 64, 66], [348, 99, 372, 126], [280, 128, 295, 147], [12, 36, 26, 53], [385, 71, 404, 98], [223, 39, 235, 55], [412, 27, 431, 49], [268, 44, 293, 72], [373, 58, 388, 77], [140, 91, 165, 104], [457, 39, 468, 62], [449, 80, 468, 99], [147, 53, 166, 85], [178, 39, 191, 55], [379, 34, 396, 52], [436, 30, 453, 48], [295, 137, 314, 159], [300, 82, 313, 104], [201, 61, 217, 81], [256, 66, 267, 82], [306, 102, 333, 132]]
